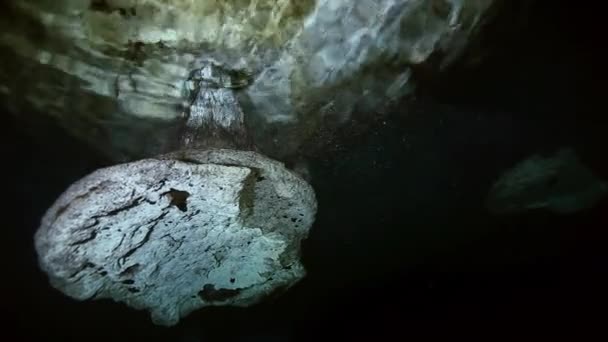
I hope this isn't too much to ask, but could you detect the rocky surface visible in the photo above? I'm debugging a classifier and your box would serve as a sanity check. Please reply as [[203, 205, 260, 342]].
[[486, 148, 608, 214], [0, 0, 497, 160], [34, 149, 317, 326]]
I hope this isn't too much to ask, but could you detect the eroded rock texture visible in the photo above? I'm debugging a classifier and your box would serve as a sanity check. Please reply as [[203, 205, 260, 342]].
[[0, 0, 496, 160], [486, 148, 608, 214], [35, 149, 316, 326], [179, 62, 253, 150]]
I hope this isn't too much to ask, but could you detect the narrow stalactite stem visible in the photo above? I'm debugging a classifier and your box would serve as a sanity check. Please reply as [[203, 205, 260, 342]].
[[180, 62, 254, 151]]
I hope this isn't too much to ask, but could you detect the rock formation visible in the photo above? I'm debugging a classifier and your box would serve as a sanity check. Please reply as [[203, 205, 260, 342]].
[[34, 61, 317, 326], [0, 0, 497, 160], [22, 0, 500, 325], [35, 149, 316, 326], [486, 148, 608, 214]]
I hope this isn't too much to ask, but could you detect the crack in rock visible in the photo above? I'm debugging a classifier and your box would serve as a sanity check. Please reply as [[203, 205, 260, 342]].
[[118, 211, 169, 267], [69, 231, 98, 246]]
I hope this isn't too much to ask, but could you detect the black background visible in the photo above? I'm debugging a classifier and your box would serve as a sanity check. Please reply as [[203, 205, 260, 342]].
[[7, 1, 608, 340]]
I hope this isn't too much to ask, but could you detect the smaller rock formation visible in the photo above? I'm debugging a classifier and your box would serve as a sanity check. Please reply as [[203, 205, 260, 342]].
[[486, 148, 608, 214]]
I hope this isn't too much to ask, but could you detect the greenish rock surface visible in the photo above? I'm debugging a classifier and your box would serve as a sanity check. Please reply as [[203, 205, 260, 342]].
[[486, 148, 608, 214], [0, 0, 496, 160]]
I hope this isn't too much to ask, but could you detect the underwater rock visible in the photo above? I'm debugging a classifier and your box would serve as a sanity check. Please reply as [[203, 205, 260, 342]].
[[0, 0, 497, 160], [34, 149, 316, 326], [486, 148, 608, 214]]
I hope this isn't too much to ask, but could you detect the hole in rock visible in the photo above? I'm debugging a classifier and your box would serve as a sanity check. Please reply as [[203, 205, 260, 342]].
[[166, 189, 190, 212], [198, 284, 241, 302]]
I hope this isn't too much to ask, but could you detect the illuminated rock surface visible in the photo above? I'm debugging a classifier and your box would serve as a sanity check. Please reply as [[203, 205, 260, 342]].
[[486, 148, 608, 214], [34, 149, 316, 326], [0, 0, 496, 159]]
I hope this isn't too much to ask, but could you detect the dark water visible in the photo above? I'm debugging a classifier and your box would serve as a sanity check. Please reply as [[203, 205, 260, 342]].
[[8, 1, 608, 340]]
